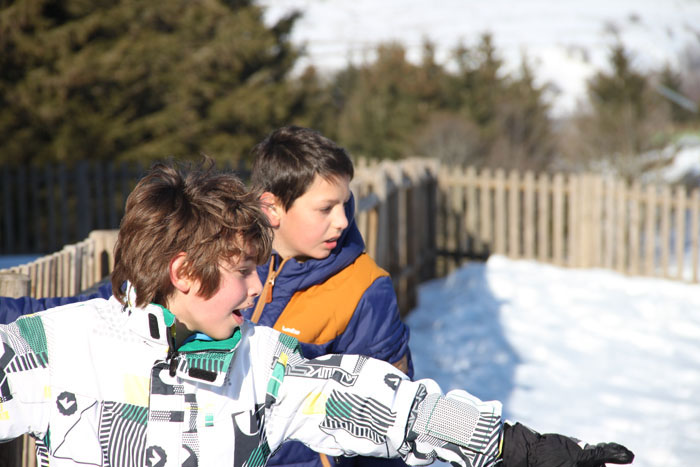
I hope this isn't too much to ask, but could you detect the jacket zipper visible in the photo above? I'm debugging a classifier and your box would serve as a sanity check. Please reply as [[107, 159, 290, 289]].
[[166, 324, 179, 377], [251, 255, 290, 323]]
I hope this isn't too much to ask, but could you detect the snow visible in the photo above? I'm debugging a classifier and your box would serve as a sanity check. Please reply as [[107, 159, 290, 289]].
[[650, 135, 700, 184], [259, 0, 700, 117], [406, 255, 700, 467]]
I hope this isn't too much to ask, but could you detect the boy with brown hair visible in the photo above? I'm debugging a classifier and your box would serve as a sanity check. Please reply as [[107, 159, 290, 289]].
[[0, 159, 634, 467]]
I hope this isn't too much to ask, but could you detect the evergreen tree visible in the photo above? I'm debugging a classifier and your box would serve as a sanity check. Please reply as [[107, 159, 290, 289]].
[[658, 64, 697, 124], [436, 34, 553, 170], [323, 33, 554, 169], [0, 0, 303, 165], [490, 57, 555, 171], [449, 34, 505, 144], [333, 42, 429, 159], [575, 42, 671, 178]]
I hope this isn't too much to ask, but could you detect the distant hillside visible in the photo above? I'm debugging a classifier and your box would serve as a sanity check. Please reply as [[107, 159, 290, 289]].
[[260, 0, 700, 116]]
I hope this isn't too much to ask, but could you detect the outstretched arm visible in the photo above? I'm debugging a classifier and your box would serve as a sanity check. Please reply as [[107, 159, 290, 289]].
[[270, 351, 633, 467]]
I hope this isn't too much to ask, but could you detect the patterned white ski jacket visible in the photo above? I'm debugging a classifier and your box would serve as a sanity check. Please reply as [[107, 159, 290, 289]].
[[0, 295, 503, 467]]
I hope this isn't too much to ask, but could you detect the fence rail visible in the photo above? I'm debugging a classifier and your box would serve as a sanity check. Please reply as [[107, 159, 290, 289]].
[[437, 166, 700, 282]]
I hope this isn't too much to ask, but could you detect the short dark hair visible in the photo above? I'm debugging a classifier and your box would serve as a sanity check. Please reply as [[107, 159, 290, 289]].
[[250, 126, 354, 210], [112, 158, 272, 308]]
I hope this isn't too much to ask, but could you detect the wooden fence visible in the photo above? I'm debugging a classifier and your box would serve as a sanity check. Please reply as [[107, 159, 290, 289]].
[[0, 160, 250, 255], [0, 161, 142, 255], [0, 158, 438, 305], [437, 166, 700, 282], [353, 158, 439, 313], [3, 161, 700, 302], [0, 230, 119, 298]]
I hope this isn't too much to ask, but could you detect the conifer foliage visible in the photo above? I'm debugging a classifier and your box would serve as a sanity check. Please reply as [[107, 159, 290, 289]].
[[0, 0, 302, 165], [2, 1, 695, 173]]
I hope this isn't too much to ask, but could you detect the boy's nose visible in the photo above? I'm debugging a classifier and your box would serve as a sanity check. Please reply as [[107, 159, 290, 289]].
[[333, 207, 349, 231], [248, 270, 263, 298]]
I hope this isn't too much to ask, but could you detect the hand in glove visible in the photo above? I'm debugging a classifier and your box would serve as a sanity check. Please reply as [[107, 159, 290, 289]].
[[501, 422, 634, 467]]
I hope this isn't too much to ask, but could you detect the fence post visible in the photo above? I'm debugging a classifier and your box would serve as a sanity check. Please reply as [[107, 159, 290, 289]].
[[0, 272, 36, 467], [691, 189, 700, 283], [479, 168, 492, 256], [552, 173, 565, 266], [0, 272, 29, 297], [537, 172, 550, 263], [674, 185, 687, 281], [507, 170, 520, 259], [660, 185, 672, 278], [523, 171, 535, 259]]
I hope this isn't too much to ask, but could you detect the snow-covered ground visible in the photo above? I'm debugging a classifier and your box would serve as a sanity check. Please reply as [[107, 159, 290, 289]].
[[260, 0, 700, 117], [407, 255, 700, 467]]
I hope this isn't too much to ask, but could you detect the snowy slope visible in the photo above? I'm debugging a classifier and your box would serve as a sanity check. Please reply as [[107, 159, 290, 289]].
[[260, 0, 700, 116], [407, 255, 700, 467]]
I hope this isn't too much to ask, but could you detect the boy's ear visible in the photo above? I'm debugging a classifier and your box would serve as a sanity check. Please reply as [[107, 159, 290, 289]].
[[260, 192, 282, 228], [170, 252, 192, 293]]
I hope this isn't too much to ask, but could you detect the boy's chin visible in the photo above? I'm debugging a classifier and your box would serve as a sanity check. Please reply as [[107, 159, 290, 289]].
[[312, 248, 334, 259], [209, 327, 240, 341], [296, 250, 332, 261]]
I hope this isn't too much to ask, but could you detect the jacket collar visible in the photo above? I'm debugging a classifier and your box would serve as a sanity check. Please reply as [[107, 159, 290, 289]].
[[122, 283, 242, 386]]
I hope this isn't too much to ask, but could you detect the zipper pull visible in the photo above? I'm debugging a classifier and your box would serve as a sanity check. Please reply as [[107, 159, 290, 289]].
[[167, 324, 178, 377], [264, 277, 275, 304], [169, 354, 178, 377]]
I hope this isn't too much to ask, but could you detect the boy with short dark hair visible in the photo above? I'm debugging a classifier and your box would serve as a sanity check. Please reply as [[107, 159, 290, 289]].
[[247, 126, 412, 467], [0, 159, 634, 467], [248, 126, 410, 372]]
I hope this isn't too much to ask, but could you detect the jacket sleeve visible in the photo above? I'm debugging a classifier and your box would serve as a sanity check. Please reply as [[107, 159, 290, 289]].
[[333, 275, 414, 378], [266, 351, 503, 467], [0, 282, 112, 324], [0, 316, 51, 440]]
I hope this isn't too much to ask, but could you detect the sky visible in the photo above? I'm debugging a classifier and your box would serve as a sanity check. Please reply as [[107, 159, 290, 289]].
[[406, 255, 700, 467], [259, 0, 700, 116]]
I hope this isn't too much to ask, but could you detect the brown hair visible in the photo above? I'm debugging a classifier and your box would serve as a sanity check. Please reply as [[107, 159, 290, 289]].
[[111, 158, 272, 308], [250, 126, 354, 210]]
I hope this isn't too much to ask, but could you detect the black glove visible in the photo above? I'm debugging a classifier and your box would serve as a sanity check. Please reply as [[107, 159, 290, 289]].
[[501, 422, 635, 467]]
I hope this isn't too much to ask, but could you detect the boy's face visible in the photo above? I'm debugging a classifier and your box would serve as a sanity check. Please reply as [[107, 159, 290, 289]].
[[175, 256, 262, 340], [272, 174, 351, 260]]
